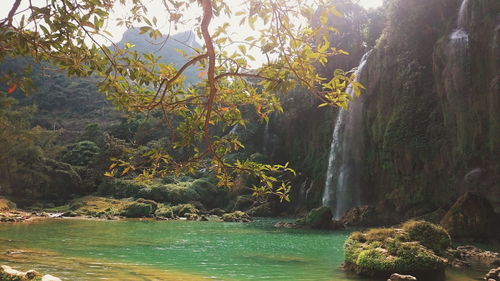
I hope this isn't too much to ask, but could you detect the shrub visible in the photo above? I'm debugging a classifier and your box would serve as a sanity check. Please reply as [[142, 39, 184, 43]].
[[62, 141, 100, 166], [97, 179, 146, 198]]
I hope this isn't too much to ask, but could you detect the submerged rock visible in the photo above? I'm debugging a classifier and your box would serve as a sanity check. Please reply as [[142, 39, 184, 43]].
[[485, 267, 500, 281], [440, 192, 500, 241], [388, 273, 417, 281], [300, 206, 344, 230]]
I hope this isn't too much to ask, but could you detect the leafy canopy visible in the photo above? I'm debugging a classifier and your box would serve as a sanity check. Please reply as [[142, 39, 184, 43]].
[[0, 0, 362, 201]]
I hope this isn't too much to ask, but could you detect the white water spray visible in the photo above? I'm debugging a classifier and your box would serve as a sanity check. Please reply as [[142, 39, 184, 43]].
[[322, 51, 372, 219]]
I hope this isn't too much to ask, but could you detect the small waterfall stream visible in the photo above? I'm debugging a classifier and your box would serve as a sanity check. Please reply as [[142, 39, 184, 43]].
[[322, 51, 371, 219], [445, 0, 472, 146]]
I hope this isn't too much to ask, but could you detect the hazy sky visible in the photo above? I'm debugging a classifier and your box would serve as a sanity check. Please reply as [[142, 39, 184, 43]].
[[1, 0, 383, 66]]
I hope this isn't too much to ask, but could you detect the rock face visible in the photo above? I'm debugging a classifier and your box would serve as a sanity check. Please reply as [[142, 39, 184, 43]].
[[388, 273, 417, 281], [440, 192, 500, 240], [485, 267, 500, 281]]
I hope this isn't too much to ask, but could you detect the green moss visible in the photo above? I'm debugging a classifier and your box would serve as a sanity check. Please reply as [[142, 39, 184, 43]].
[[402, 220, 451, 255], [356, 248, 396, 272]]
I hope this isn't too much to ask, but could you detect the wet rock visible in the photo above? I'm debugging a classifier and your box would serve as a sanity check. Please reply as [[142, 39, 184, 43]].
[[341, 205, 381, 227], [440, 192, 500, 240], [222, 211, 252, 222], [42, 275, 62, 281], [274, 221, 297, 228], [299, 206, 345, 230], [455, 245, 500, 267], [0, 265, 60, 280], [25, 270, 41, 279], [388, 273, 417, 281], [485, 267, 500, 281]]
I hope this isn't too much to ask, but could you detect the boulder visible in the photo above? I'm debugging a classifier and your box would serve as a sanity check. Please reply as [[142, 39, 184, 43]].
[[222, 211, 252, 222], [440, 192, 500, 240], [343, 221, 449, 280], [342, 205, 382, 227], [454, 245, 500, 267], [388, 273, 417, 281], [0, 265, 60, 281], [485, 267, 500, 281], [300, 206, 344, 230]]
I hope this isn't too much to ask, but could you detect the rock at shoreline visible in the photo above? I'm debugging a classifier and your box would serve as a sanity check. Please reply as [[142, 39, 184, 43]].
[[388, 273, 417, 281], [0, 264, 62, 281], [440, 192, 500, 241], [454, 245, 500, 267], [485, 267, 500, 281], [341, 205, 382, 227], [222, 211, 252, 222], [299, 206, 345, 230], [343, 221, 449, 280]]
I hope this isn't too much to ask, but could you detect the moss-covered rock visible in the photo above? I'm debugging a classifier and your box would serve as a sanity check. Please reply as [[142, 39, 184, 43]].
[[68, 196, 132, 217], [343, 221, 449, 280], [0, 265, 45, 281], [298, 206, 343, 230]]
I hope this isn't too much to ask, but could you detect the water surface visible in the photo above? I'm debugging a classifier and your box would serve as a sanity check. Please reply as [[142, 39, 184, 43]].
[[0, 219, 486, 280]]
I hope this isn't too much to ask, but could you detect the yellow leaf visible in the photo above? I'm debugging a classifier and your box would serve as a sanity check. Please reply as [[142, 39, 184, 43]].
[[198, 71, 206, 78]]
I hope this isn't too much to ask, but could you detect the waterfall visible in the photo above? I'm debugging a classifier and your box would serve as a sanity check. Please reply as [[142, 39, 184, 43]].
[[263, 122, 271, 155], [445, 0, 472, 144], [322, 51, 372, 219]]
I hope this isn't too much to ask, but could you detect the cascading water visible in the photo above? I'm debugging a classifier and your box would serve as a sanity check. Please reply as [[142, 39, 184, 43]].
[[445, 0, 472, 145], [322, 51, 371, 219]]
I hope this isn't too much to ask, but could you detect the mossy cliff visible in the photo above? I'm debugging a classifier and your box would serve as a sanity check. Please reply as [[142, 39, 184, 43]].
[[358, 0, 500, 219], [264, 0, 499, 220]]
